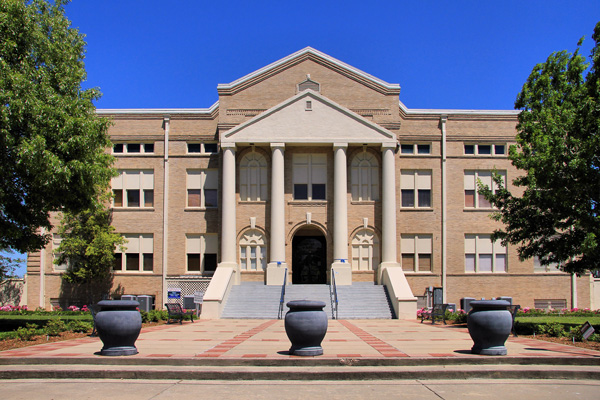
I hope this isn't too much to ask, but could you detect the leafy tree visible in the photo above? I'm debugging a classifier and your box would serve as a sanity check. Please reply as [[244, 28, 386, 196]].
[[0, 0, 114, 253], [55, 199, 125, 305], [0, 250, 24, 280], [480, 22, 600, 275]]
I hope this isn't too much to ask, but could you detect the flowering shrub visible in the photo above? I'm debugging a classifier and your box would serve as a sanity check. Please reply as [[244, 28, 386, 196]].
[[67, 305, 80, 312], [0, 305, 27, 312]]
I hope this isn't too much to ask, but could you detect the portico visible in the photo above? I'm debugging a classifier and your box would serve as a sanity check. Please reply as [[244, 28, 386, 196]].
[[216, 89, 411, 293]]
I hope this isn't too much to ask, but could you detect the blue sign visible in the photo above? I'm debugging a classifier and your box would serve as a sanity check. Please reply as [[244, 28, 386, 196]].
[[167, 288, 181, 299]]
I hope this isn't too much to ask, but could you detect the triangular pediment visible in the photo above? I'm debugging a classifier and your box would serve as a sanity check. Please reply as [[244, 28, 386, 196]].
[[221, 90, 397, 146], [217, 47, 400, 96]]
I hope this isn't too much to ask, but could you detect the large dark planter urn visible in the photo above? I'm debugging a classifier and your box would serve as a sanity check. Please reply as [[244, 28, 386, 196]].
[[95, 300, 142, 356], [285, 300, 328, 356], [467, 300, 512, 356]]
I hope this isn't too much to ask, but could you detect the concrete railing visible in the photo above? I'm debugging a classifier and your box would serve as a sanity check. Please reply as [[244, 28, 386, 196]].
[[381, 267, 417, 319], [200, 267, 234, 319]]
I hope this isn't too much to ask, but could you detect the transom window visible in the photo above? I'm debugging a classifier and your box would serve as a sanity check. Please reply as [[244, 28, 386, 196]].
[[351, 152, 379, 201], [239, 230, 267, 271], [293, 154, 326, 200], [401, 235, 432, 272], [401, 170, 431, 208], [186, 234, 218, 274], [351, 229, 380, 271], [113, 142, 154, 154], [464, 170, 506, 208], [187, 142, 218, 154], [465, 234, 506, 273], [464, 143, 506, 156], [400, 143, 431, 155], [187, 169, 218, 208], [113, 234, 153, 272], [239, 152, 268, 201], [112, 170, 154, 208]]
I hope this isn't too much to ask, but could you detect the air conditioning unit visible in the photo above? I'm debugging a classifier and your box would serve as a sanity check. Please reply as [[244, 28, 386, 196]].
[[183, 295, 195, 310], [137, 295, 153, 312], [460, 297, 476, 313], [121, 295, 137, 301]]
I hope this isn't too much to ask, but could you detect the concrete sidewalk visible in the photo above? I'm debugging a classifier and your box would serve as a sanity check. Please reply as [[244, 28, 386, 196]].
[[0, 319, 598, 360], [0, 379, 599, 400]]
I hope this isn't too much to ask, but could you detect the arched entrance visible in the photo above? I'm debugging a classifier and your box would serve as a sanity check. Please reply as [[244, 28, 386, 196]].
[[292, 227, 327, 284]]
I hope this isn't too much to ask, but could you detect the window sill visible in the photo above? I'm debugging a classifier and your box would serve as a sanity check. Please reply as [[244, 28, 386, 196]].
[[185, 207, 218, 211], [288, 200, 327, 206], [351, 200, 377, 205], [112, 207, 155, 212], [113, 271, 155, 274], [113, 153, 157, 156], [464, 271, 507, 274], [183, 153, 217, 157], [403, 271, 434, 274], [463, 208, 496, 212], [239, 201, 267, 205], [400, 208, 433, 212]]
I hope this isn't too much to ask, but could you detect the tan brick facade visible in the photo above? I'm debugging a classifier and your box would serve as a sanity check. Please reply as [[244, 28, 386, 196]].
[[26, 48, 592, 312]]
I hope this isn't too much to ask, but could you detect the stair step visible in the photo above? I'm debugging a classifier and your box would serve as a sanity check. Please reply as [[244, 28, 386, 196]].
[[222, 282, 394, 319]]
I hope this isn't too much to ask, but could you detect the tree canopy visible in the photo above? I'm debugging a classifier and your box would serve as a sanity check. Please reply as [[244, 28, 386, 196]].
[[480, 22, 600, 275], [0, 0, 114, 253], [56, 199, 124, 304]]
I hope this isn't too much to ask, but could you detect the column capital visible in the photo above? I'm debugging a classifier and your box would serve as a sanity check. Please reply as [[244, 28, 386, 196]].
[[270, 142, 285, 150], [221, 142, 236, 150], [381, 142, 397, 151], [333, 142, 348, 150]]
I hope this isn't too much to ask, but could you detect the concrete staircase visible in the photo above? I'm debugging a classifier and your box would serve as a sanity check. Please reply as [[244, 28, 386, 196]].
[[221, 282, 394, 319]]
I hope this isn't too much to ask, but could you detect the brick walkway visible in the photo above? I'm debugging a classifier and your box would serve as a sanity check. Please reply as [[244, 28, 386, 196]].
[[0, 319, 598, 360]]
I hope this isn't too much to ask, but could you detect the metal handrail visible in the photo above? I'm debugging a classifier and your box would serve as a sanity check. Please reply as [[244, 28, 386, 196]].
[[277, 268, 288, 319], [331, 270, 339, 319]]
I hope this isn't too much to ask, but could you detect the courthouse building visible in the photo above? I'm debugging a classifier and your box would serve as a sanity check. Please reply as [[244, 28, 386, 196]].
[[26, 48, 597, 317]]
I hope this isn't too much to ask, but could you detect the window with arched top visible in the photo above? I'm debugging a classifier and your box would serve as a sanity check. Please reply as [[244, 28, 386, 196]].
[[239, 152, 268, 201], [351, 229, 380, 271], [351, 152, 379, 201], [239, 230, 267, 271]]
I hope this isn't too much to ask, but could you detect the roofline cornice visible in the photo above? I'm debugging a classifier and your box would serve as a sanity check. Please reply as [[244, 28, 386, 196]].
[[96, 101, 219, 116], [399, 100, 520, 118], [217, 47, 401, 96]]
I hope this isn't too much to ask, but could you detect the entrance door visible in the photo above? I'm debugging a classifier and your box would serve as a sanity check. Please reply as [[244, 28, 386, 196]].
[[292, 235, 326, 284]]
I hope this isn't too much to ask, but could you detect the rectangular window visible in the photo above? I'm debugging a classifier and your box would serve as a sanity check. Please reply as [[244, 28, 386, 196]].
[[401, 235, 432, 272], [113, 189, 123, 207], [187, 143, 218, 154], [401, 144, 431, 155], [186, 234, 218, 274], [187, 143, 201, 153], [111, 170, 154, 208], [464, 170, 505, 209], [464, 143, 507, 156], [417, 144, 431, 154], [464, 234, 506, 273], [114, 234, 153, 272], [401, 144, 414, 154], [113, 143, 154, 155], [401, 170, 431, 208], [187, 169, 218, 208], [293, 154, 327, 201], [52, 234, 68, 271]]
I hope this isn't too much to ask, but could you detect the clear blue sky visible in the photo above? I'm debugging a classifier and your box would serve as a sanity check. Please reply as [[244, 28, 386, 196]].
[[66, 0, 598, 110], [10, 1, 600, 277]]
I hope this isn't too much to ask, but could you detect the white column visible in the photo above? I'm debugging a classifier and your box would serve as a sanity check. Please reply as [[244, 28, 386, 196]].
[[378, 142, 417, 318], [266, 143, 288, 285], [381, 144, 398, 265], [331, 143, 351, 285], [220, 144, 239, 282]]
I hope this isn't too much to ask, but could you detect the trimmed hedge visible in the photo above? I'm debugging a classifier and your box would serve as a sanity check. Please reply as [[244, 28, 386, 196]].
[[0, 314, 93, 332]]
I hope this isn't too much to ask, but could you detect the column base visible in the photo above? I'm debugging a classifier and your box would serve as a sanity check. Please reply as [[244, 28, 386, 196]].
[[265, 262, 288, 285], [331, 262, 352, 285]]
